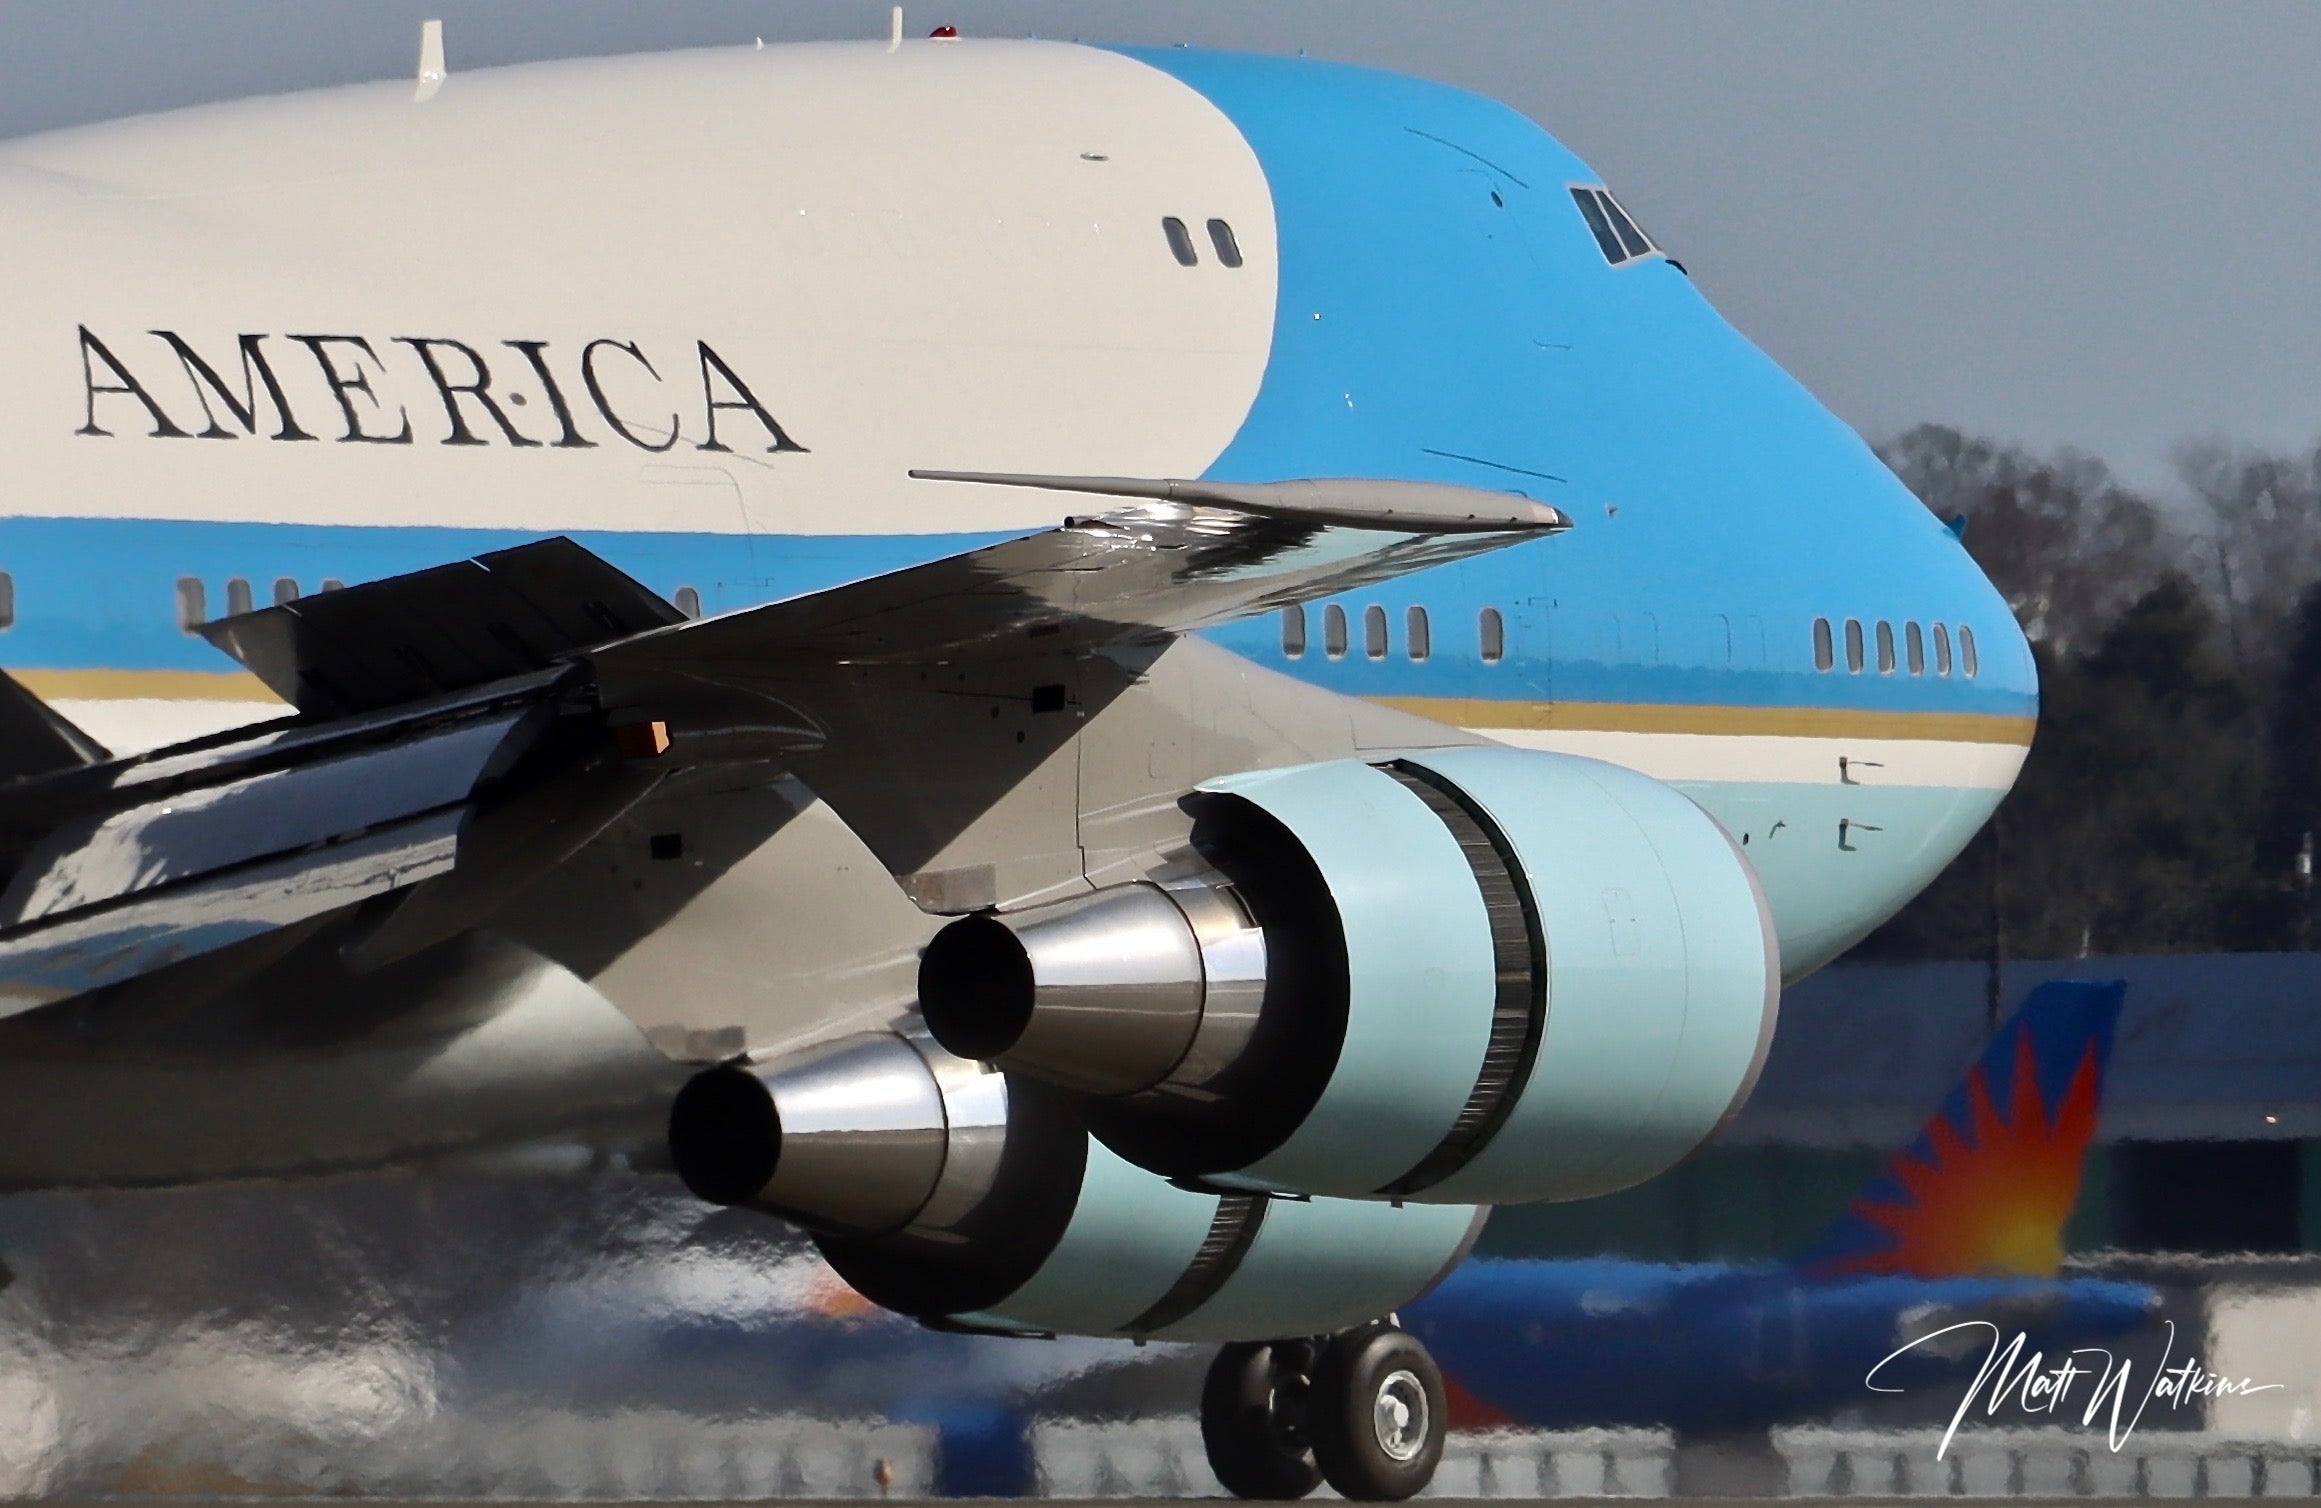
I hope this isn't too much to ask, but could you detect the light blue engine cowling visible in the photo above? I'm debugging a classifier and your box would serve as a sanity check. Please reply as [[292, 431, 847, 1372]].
[[667, 1033, 1485, 1341], [961, 1137, 1484, 1343], [920, 749, 1779, 1205]]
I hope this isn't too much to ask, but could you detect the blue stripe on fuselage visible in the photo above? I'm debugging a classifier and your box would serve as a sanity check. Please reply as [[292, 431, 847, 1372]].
[[0, 517, 1005, 673]]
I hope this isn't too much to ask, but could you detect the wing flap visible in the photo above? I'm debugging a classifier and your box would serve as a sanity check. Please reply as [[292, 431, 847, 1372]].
[[200, 537, 684, 716], [0, 809, 463, 1020]]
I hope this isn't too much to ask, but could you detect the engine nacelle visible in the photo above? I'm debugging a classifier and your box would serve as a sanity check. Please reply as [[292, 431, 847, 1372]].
[[919, 749, 1778, 1205], [666, 1031, 1480, 1341]]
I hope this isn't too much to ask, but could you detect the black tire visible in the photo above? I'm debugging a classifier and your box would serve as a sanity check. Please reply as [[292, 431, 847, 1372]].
[[1308, 1322, 1447, 1502], [1200, 1340, 1323, 1500]]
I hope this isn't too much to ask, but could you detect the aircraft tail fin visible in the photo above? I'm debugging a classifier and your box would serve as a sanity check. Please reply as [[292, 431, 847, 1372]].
[[0, 669, 109, 783], [1794, 978, 2124, 1280]]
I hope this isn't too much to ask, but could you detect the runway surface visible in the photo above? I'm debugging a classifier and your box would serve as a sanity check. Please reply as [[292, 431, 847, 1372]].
[[27, 1501, 2152, 1508]]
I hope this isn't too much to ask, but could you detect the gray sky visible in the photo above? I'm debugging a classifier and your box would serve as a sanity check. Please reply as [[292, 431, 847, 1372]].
[[3, 0, 2315, 493]]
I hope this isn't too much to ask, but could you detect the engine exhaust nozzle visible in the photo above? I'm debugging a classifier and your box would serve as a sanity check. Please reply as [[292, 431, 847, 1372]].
[[917, 878, 1264, 1096], [668, 1031, 951, 1234]]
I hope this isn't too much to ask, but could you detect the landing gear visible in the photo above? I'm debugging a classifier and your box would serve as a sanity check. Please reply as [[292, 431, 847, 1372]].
[[1201, 1339, 1323, 1500], [1201, 1322, 1447, 1501], [1308, 1322, 1447, 1501]]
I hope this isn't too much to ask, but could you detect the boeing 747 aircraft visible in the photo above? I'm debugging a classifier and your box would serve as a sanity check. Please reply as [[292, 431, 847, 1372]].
[[0, 29, 2032, 1499]]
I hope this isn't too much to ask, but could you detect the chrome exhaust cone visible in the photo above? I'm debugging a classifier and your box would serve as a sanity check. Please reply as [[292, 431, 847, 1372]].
[[667, 1032, 951, 1235], [919, 880, 1261, 1096]]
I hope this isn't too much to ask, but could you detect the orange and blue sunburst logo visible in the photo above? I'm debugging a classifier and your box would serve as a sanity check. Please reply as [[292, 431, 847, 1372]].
[[1799, 979, 2124, 1281]]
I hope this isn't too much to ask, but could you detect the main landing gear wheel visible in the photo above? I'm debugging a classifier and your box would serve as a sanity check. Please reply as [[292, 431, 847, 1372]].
[[1201, 1339, 1324, 1500], [1201, 1323, 1447, 1501], [1307, 1321, 1447, 1501]]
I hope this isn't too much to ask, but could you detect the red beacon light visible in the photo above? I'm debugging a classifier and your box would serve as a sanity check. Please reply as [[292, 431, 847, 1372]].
[[929, 25, 959, 40]]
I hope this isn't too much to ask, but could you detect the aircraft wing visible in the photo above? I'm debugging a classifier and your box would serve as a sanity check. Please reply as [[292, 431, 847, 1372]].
[[590, 472, 1564, 683], [0, 473, 1564, 1013]]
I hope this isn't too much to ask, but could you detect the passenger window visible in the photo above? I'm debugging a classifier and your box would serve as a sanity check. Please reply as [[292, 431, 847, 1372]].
[[1364, 604, 1389, 660], [1161, 217, 1198, 266], [1206, 218, 1243, 268], [1905, 621, 1925, 675], [1571, 188, 1626, 264], [272, 577, 299, 606], [1961, 625, 1980, 678], [1323, 603, 1348, 659], [1933, 622, 1953, 675], [1811, 617, 1834, 672], [224, 577, 254, 617], [0, 572, 15, 631], [1843, 618, 1865, 673], [674, 585, 702, 619], [1479, 607, 1505, 664], [1406, 605, 1431, 662], [1282, 604, 1307, 658], [1875, 620, 1896, 674], [176, 577, 206, 633]]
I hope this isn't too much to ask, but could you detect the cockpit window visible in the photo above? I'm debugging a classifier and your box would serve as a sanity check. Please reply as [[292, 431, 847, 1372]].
[[1601, 196, 1652, 259], [1571, 189, 1625, 264], [1571, 186, 1661, 267]]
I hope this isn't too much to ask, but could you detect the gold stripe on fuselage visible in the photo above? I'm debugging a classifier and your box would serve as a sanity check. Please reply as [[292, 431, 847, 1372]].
[[15, 668, 284, 703], [1370, 696, 2036, 746], [9, 673, 2036, 750]]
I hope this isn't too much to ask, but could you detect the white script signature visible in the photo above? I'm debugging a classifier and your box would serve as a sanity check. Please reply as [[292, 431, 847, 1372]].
[[1867, 1321, 2280, 1458]]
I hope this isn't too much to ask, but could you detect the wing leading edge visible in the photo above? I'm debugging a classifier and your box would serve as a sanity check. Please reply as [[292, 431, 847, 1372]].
[[587, 472, 1565, 689]]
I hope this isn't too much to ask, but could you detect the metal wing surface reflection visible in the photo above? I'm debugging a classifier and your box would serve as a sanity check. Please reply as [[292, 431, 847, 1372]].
[[590, 474, 1567, 684]]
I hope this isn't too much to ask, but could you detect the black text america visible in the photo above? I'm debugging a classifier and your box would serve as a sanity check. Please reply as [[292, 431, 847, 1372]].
[[75, 328, 807, 455]]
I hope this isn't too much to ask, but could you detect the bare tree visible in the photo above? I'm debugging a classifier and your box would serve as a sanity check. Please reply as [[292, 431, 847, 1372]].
[[1879, 424, 2169, 654], [2174, 437, 2321, 682]]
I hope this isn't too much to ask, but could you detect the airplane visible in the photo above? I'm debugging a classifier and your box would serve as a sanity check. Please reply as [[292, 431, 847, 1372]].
[[1404, 980, 2159, 1442], [0, 23, 2035, 1501]]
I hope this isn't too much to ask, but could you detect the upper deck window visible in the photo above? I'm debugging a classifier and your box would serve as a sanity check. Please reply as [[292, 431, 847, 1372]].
[[1933, 622, 1953, 675], [1875, 620, 1896, 674], [1162, 217, 1199, 266], [1206, 219, 1244, 268], [1960, 625, 1980, 678], [1843, 618, 1865, 673], [1364, 604, 1389, 660], [1479, 607, 1505, 664], [1812, 617, 1835, 671], [1570, 186, 1661, 267], [1282, 604, 1307, 658], [1406, 605, 1431, 662], [1323, 603, 1349, 659]]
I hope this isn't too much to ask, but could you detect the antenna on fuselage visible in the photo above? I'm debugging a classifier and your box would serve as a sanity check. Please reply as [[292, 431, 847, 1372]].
[[889, 6, 904, 52], [413, 18, 446, 103]]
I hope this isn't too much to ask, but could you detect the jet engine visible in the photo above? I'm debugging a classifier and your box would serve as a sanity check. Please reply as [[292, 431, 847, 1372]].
[[668, 1030, 1482, 1341], [918, 748, 1779, 1204]]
